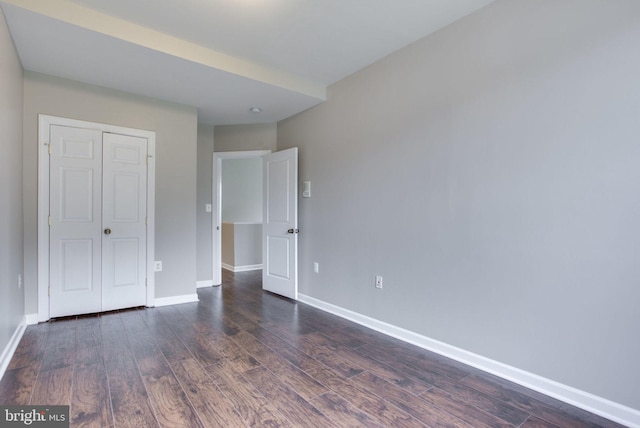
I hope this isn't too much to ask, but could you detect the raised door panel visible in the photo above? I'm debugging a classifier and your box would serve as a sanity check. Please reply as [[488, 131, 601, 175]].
[[265, 236, 290, 280]]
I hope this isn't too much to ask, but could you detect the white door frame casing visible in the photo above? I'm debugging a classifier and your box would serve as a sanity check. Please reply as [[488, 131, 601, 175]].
[[37, 114, 156, 321], [212, 150, 271, 285]]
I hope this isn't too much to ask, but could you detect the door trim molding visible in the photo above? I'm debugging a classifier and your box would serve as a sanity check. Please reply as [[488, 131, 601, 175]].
[[37, 114, 156, 322], [211, 150, 271, 286]]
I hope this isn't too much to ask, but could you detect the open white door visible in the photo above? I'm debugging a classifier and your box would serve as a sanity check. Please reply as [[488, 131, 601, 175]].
[[262, 148, 298, 299]]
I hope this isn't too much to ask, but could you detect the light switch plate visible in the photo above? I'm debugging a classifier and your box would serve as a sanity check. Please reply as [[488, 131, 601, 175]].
[[205, 204, 212, 213], [302, 181, 311, 198]]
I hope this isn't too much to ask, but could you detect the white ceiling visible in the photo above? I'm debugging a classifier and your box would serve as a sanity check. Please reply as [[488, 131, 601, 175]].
[[1, 0, 494, 125]]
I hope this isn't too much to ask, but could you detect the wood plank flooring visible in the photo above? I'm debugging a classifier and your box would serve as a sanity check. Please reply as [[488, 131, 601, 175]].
[[0, 270, 625, 427]]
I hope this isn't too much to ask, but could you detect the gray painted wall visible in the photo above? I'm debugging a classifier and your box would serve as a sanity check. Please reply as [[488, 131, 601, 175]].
[[222, 158, 263, 223], [221, 223, 235, 267], [233, 224, 262, 267], [196, 124, 215, 281], [23, 72, 198, 309], [221, 223, 262, 268], [0, 8, 24, 356], [278, 0, 640, 410], [214, 123, 277, 152]]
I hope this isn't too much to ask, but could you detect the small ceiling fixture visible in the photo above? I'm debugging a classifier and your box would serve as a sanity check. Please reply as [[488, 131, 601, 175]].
[[249, 107, 262, 114]]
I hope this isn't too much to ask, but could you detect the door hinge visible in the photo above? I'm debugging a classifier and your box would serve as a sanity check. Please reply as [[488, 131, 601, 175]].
[[47, 142, 51, 155], [145, 216, 148, 225], [48, 286, 50, 297], [145, 278, 148, 287], [48, 216, 51, 226]]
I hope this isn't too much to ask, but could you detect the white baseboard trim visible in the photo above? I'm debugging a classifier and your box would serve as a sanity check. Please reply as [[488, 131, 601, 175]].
[[154, 294, 199, 307], [0, 316, 27, 381], [222, 263, 262, 273], [25, 314, 39, 325], [196, 280, 214, 288], [298, 294, 640, 428]]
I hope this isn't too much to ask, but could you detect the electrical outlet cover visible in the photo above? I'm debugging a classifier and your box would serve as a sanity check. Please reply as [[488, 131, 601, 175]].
[[375, 275, 383, 289]]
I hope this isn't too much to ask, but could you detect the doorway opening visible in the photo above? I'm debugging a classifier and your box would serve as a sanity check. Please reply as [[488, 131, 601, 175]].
[[212, 150, 270, 285]]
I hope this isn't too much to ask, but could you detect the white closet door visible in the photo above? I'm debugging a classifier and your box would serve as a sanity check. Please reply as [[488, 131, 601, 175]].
[[49, 125, 103, 317], [101, 133, 148, 311]]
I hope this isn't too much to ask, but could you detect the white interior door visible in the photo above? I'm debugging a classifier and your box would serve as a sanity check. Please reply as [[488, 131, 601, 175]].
[[262, 147, 298, 299], [49, 125, 103, 317], [101, 133, 148, 311], [49, 125, 148, 317]]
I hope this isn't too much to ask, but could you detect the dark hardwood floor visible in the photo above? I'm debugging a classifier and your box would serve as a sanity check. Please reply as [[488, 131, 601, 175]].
[[0, 270, 625, 427]]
